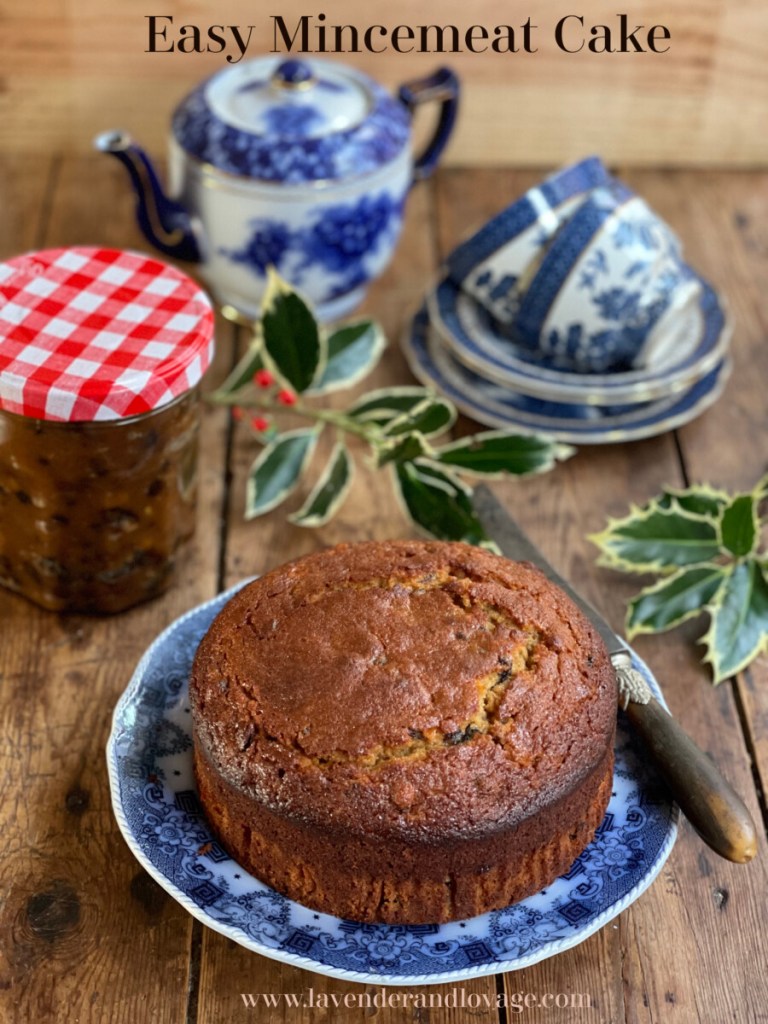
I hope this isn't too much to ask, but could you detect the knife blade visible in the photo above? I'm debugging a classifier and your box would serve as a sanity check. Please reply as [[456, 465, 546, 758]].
[[474, 484, 757, 864]]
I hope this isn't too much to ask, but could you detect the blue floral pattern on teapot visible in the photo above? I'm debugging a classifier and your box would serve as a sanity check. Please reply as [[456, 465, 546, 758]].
[[222, 192, 405, 303]]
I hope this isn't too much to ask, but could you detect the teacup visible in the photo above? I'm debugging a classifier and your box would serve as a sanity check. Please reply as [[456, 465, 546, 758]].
[[511, 183, 700, 373], [446, 156, 611, 324]]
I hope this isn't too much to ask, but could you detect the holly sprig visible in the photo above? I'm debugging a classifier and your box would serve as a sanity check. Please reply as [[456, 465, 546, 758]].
[[209, 271, 572, 546], [590, 478, 768, 683]]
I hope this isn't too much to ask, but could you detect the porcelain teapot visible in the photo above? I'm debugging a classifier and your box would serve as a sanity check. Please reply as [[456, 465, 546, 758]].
[[96, 57, 459, 321]]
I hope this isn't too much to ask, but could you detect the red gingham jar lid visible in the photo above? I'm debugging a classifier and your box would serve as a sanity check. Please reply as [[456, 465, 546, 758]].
[[0, 247, 215, 421]]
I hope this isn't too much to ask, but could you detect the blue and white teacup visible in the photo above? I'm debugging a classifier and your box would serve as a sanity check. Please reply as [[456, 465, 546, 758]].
[[446, 157, 611, 324], [512, 183, 700, 373]]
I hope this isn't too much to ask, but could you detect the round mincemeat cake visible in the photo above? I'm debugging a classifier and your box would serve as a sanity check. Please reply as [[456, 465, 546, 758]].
[[190, 540, 617, 924]]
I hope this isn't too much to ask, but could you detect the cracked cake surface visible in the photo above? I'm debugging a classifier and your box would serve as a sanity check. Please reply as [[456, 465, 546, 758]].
[[190, 539, 617, 923]]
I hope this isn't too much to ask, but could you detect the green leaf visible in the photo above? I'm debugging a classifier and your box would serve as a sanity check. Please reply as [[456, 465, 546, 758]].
[[382, 397, 456, 439], [245, 428, 317, 519], [309, 321, 386, 394], [435, 431, 574, 477], [703, 560, 768, 683], [655, 484, 728, 519], [347, 387, 437, 425], [720, 493, 759, 557], [213, 341, 264, 396], [261, 270, 323, 394], [394, 461, 496, 549], [590, 503, 722, 574], [289, 442, 353, 527], [627, 565, 727, 638], [375, 432, 433, 468]]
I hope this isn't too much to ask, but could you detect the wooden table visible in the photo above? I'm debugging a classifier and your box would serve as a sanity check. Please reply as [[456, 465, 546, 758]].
[[1, 158, 767, 1023]]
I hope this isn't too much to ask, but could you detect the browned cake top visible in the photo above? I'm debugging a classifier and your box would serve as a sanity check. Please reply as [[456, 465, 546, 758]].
[[191, 540, 616, 841]]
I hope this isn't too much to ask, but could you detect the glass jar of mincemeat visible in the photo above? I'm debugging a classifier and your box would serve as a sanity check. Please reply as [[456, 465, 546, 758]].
[[0, 247, 215, 613]]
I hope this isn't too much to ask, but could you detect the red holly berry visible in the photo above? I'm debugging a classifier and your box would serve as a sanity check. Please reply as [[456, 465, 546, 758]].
[[232, 405, 244, 421], [254, 369, 274, 388], [277, 389, 297, 406], [251, 416, 270, 432]]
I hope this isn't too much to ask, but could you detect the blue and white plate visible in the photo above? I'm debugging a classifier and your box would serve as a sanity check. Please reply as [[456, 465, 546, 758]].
[[403, 307, 731, 445], [107, 584, 678, 986], [429, 273, 731, 405], [420, 319, 682, 428]]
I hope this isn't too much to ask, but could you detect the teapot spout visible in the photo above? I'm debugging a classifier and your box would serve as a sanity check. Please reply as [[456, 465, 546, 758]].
[[94, 131, 201, 263]]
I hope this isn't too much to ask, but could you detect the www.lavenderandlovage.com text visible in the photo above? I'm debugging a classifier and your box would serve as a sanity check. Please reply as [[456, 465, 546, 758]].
[[241, 987, 592, 1012]]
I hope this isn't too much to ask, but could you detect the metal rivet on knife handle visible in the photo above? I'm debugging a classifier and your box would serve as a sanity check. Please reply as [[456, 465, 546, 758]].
[[623, 696, 758, 864], [612, 651, 653, 708]]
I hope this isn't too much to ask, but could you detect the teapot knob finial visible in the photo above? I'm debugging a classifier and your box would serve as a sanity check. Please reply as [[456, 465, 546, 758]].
[[272, 59, 316, 90]]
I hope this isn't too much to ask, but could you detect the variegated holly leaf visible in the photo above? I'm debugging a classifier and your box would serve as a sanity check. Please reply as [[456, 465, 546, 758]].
[[382, 397, 456, 439], [348, 387, 442, 426], [261, 270, 323, 394], [655, 483, 729, 519], [309, 321, 385, 394], [435, 431, 573, 477], [594, 477, 768, 684], [627, 565, 727, 638], [376, 432, 434, 468], [245, 428, 317, 519], [719, 493, 759, 557], [703, 560, 768, 683], [289, 441, 353, 527], [590, 502, 721, 574], [394, 461, 496, 549], [213, 340, 264, 396]]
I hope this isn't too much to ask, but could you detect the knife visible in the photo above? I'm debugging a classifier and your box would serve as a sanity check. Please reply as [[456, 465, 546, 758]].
[[474, 484, 757, 865]]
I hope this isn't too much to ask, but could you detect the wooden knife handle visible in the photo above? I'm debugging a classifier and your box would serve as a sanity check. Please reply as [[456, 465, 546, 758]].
[[624, 696, 758, 863]]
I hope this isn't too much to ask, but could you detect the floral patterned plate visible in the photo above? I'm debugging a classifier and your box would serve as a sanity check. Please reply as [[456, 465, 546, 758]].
[[107, 583, 678, 986], [429, 272, 731, 405], [403, 306, 731, 445]]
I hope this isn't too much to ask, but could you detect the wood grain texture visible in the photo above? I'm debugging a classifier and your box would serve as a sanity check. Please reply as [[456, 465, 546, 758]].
[[621, 170, 768, 841], [1, 160, 767, 1022], [1, 1, 768, 166], [646, 172, 768, 1022]]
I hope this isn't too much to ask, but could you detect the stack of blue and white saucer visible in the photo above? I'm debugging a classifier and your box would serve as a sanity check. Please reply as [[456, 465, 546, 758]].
[[402, 158, 732, 444]]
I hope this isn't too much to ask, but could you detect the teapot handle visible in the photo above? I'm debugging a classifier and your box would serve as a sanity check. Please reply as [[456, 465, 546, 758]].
[[398, 68, 460, 183]]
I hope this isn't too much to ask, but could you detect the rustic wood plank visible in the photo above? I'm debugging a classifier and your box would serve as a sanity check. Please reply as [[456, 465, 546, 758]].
[[434, 167, 768, 1022], [0, 155, 57, 254], [634, 170, 768, 1021], [194, 180, 504, 1020], [620, 168, 768, 825], [605, 172, 768, 1023], [620, 171, 768, 835], [2, 2, 768, 167], [0, 155, 232, 1023]]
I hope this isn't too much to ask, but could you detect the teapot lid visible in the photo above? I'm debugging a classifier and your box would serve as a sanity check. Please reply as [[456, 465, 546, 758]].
[[172, 56, 410, 184]]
